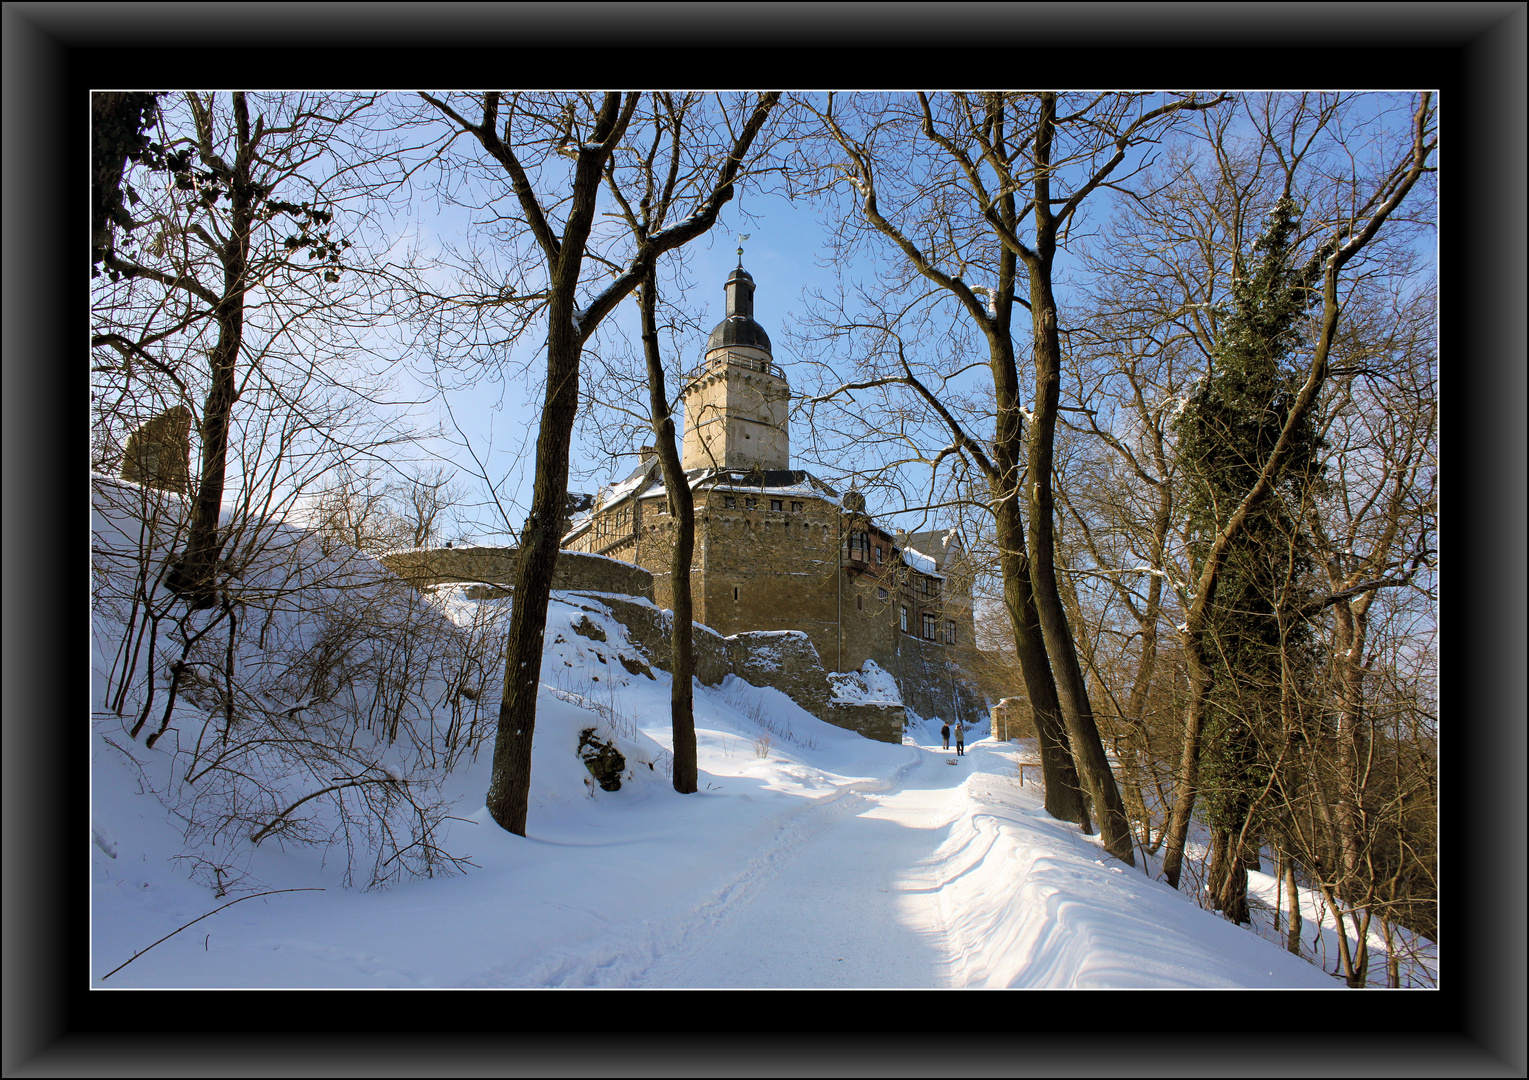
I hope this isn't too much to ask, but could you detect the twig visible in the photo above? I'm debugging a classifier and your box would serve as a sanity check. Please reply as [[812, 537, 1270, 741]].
[[101, 888, 323, 981]]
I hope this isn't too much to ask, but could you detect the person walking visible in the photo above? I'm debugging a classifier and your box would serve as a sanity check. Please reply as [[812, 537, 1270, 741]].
[[940, 722, 951, 750], [955, 722, 965, 756]]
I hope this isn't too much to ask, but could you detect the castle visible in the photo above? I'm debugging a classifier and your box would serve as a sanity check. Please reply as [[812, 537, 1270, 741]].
[[562, 257, 983, 727]]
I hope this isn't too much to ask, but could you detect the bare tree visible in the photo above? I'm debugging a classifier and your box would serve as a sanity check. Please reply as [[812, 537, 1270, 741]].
[[797, 92, 1229, 862], [1157, 93, 1437, 896], [91, 92, 478, 890], [310, 464, 466, 556], [92, 91, 405, 609], [417, 91, 779, 835]]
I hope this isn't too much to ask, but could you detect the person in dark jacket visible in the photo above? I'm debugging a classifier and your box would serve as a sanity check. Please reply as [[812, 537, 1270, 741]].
[[955, 722, 965, 756], [941, 723, 950, 750]]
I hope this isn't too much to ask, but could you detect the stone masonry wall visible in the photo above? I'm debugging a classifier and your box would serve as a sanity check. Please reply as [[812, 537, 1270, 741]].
[[893, 636, 987, 728], [826, 701, 906, 744], [120, 405, 193, 494], [379, 547, 654, 602], [571, 593, 733, 688], [378, 544, 943, 745], [562, 598, 903, 744]]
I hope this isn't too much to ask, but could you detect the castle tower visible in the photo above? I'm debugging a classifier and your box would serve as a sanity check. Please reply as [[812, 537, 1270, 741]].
[[680, 258, 790, 471]]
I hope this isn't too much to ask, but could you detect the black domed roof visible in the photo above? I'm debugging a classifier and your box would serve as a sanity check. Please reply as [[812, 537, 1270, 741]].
[[707, 314, 772, 353], [706, 262, 772, 355]]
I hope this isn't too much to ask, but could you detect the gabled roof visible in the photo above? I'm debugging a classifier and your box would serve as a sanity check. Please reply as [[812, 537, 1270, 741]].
[[896, 526, 964, 572]]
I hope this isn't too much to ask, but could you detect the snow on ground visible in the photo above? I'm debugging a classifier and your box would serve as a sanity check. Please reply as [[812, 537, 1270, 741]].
[[92, 582, 1363, 990], [91, 480, 1428, 990]]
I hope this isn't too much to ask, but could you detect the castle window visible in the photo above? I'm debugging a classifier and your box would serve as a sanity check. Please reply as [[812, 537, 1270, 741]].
[[745, 497, 757, 510], [900, 605, 908, 632], [791, 501, 802, 513], [875, 545, 884, 565], [877, 587, 888, 600], [724, 495, 736, 509], [770, 499, 783, 511], [946, 620, 957, 645], [856, 595, 864, 611], [733, 586, 740, 601], [922, 612, 936, 640], [848, 530, 869, 561]]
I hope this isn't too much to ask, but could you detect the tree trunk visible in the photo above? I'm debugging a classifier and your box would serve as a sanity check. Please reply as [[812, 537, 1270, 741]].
[[166, 93, 253, 611], [997, 512, 1090, 832], [1213, 827, 1251, 925], [1023, 92, 1135, 865], [1330, 595, 1372, 898], [461, 89, 776, 835], [1162, 635, 1212, 889], [1119, 569, 1163, 848], [1284, 854, 1302, 955], [989, 378, 1089, 831], [485, 303, 583, 835], [638, 267, 698, 794]]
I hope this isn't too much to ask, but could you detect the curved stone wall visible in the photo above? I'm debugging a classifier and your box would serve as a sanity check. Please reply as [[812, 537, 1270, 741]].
[[379, 546, 655, 602]]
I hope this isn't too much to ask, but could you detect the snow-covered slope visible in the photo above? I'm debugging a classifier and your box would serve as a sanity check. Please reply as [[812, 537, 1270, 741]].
[[90, 487, 1426, 988]]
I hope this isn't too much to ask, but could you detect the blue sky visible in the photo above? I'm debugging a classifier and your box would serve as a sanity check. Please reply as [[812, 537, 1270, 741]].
[[296, 91, 1436, 556], [396, 175, 879, 546]]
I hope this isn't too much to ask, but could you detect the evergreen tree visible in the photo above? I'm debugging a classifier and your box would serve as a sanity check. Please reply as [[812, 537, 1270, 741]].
[[1174, 196, 1324, 922]]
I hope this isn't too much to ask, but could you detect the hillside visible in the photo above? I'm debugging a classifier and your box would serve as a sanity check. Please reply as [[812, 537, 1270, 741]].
[[90, 479, 1433, 989]]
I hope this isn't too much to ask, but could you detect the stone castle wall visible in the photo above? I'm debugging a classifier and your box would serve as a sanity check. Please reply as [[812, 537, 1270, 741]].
[[621, 494, 975, 691], [120, 405, 193, 494], [893, 636, 987, 727], [379, 547, 655, 602], [561, 597, 904, 743], [382, 542, 973, 744]]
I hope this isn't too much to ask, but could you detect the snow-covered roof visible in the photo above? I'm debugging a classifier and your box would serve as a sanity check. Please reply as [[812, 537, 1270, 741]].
[[566, 467, 953, 584], [586, 466, 843, 511], [900, 546, 942, 578]]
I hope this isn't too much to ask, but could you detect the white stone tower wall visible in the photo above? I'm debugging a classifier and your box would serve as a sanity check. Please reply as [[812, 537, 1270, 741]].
[[681, 344, 790, 471]]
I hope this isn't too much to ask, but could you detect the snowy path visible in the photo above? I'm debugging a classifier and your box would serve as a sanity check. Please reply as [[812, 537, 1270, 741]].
[[632, 744, 969, 988], [493, 739, 997, 989], [487, 733, 1333, 990]]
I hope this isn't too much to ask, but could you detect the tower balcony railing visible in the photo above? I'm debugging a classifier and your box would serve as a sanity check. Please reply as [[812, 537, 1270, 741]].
[[691, 351, 783, 380]]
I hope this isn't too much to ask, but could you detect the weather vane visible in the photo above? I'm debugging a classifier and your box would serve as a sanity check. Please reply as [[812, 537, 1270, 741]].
[[736, 233, 750, 266]]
